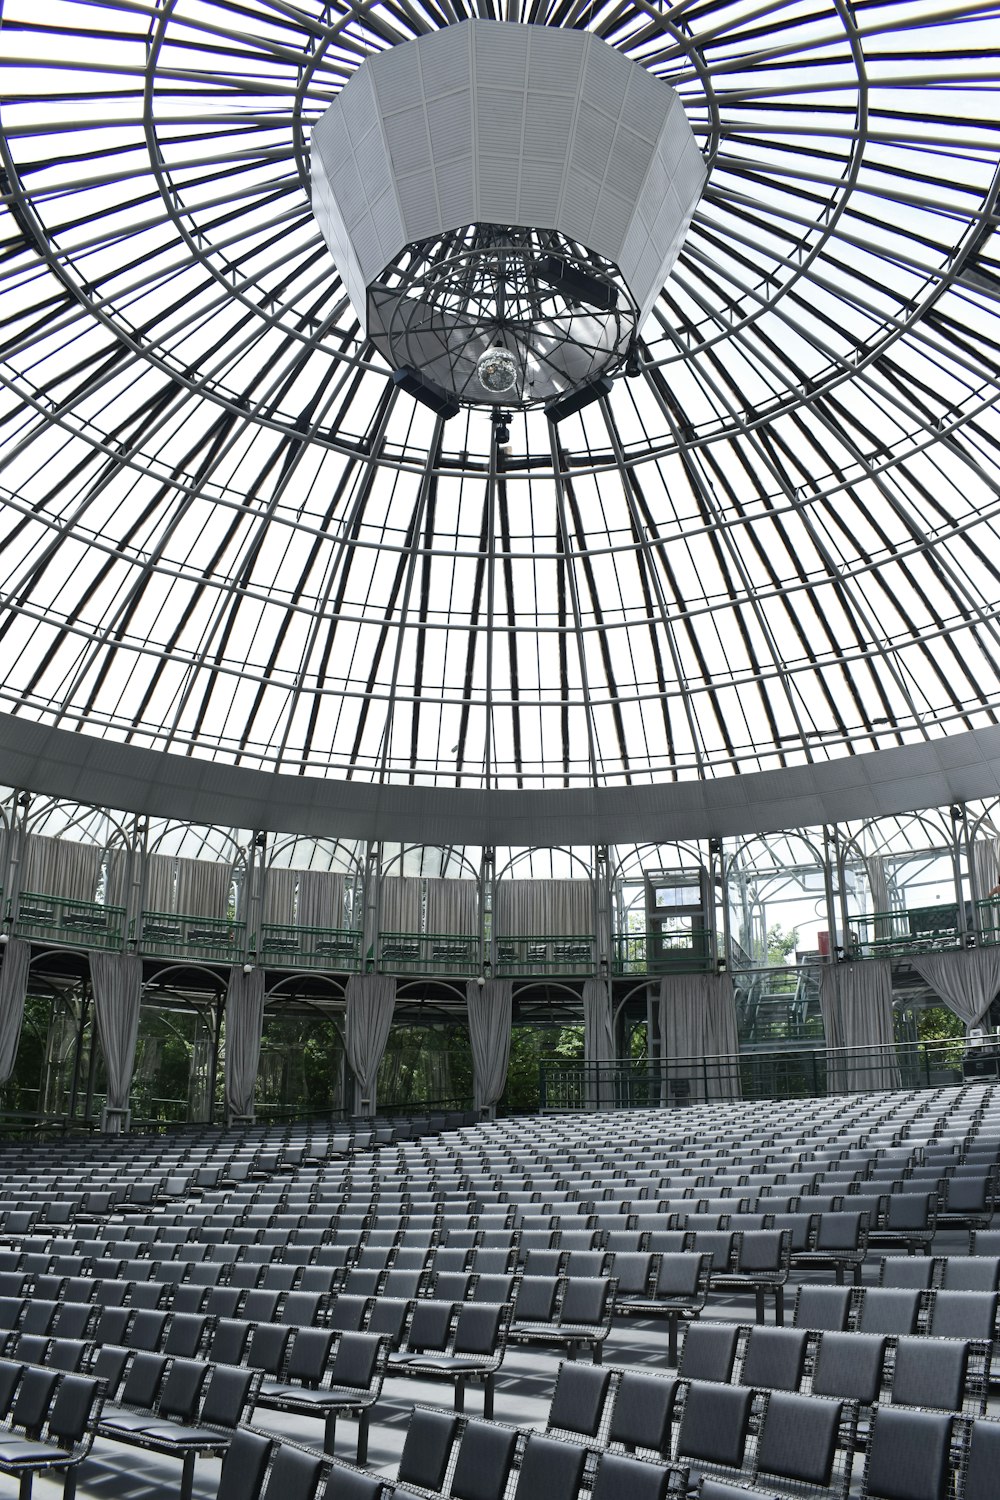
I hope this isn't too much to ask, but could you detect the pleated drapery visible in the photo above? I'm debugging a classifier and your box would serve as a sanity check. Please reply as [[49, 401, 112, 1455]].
[[909, 948, 1000, 1030], [819, 960, 901, 1093], [425, 878, 478, 936], [345, 974, 396, 1114], [91, 951, 143, 1132], [296, 870, 345, 930], [104, 848, 130, 912], [864, 856, 894, 940], [466, 979, 513, 1117], [582, 975, 615, 1109], [224, 966, 266, 1121], [144, 853, 176, 913], [0, 939, 30, 1084], [379, 876, 422, 935], [972, 837, 1000, 903], [659, 972, 742, 1102], [493, 879, 592, 937], [261, 867, 299, 928], [174, 856, 232, 918], [21, 834, 102, 902]]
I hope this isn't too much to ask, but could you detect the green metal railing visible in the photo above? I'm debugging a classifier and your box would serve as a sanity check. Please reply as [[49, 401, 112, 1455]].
[[12, 892, 125, 950], [377, 931, 479, 973], [494, 933, 595, 975], [611, 930, 715, 974], [852, 907, 962, 956], [136, 910, 245, 960], [539, 1038, 966, 1112], [258, 923, 362, 970]]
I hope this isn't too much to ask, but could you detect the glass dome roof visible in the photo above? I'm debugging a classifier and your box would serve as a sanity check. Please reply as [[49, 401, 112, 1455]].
[[1, 0, 999, 794]]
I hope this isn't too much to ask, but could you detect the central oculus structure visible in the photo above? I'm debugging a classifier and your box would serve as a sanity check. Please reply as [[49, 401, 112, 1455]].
[[311, 21, 705, 411]]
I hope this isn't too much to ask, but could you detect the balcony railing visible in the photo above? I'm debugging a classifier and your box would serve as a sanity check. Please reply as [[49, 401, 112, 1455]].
[[258, 923, 362, 971], [136, 910, 245, 960], [494, 934, 595, 975], [539, 1037, 966, 1112], [377, 931, 479, 973], [852, 907, 963, 956], [12, 892, 125, 951]]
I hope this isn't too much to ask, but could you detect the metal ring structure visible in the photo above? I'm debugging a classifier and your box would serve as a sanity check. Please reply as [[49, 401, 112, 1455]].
[[0, 0, 998, 820]]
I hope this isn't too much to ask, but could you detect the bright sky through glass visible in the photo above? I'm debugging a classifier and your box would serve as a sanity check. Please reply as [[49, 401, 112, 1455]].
[[1, 0, 999, 790]]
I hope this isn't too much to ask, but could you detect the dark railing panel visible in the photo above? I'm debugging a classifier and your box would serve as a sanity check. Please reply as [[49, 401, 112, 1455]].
[[12, 892, 125, 951], [259, 923, 362, 971]]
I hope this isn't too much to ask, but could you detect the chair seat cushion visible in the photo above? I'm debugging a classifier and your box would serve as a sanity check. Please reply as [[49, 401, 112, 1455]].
[[0, 1440, 68, 1465]]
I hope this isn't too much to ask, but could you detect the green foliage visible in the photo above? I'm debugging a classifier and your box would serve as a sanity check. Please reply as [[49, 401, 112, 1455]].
[[503, 1024, 583, 1112], [766, 923, 799, 965]]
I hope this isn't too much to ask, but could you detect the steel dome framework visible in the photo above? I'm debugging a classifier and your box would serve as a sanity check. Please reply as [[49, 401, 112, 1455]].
[[2, 0, 1000, 806]]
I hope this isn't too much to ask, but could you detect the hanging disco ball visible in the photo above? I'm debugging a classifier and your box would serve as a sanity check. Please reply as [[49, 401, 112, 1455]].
[[477, 346, 519, 394]]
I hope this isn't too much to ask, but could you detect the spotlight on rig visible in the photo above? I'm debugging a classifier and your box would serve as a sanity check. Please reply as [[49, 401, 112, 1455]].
[[544, 376, 614, 425]]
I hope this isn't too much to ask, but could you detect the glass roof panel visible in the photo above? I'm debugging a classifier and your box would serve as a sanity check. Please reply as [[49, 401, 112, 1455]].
[[1, 0, 999, 790]]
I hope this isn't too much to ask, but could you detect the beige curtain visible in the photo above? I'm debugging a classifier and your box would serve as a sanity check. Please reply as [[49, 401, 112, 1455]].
[[21, 834, 102, 902], [380, 876, 422, 934], [819, 960, 901, 1093], [345, 974, 396, 1114], [659, 971, 741, 1102], [466, 979, 513, 1117], [493, 879, 592, 936], [425, 878, 478, 936], [910, 948, 1000, 1030], [262, 867, 299, 927], [296, 870, 345, 930]]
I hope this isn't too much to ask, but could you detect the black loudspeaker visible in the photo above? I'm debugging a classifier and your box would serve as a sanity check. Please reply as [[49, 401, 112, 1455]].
[[544, 376, 614, 424], [392, 367, 461, 420]]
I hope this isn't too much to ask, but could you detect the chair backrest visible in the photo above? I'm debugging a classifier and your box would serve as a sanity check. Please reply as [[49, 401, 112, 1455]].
[[678, 1322, 741, 1383], [810, 1331, 888, 1405], [366, 1297, 411, 1346], [217, 1428, 274, 1500], [816, 1212, 867, 1250], [158, 1358, 209, 1422], [449, 1418, 519, 1500], [328, 1295, 372, 1334], [856, 1289, 922, 1336], [407, 1299, 454, 1352], [397, 1407, 460, 1490], [590, 1451, 670, 1500], [793, 1284, 853, 1331], [331, 1331, 384, 1389], [511, 1432, 586, 1500], [926, 1290, 998, 1340], [248, 1322, 293, 1375], [200, 1363, 257, 1428], [120, 1351, 169, 1411], [560, 1277, 613, 1325], [739, 1326, 809, 1392], [890, 1336, 970, 1413], [736, 1230, 789, 1271], [454, 1302, 505, 1356], [939, 1256, 1000, 1291], [675, 1379, 755, 1470], [261, 1443, 326, 1500], [607, 1369, 678, 1456], [861, 1405, 954, 1500], [515, 1277, 560, 1322], [879, 1257, 934, 1289], [46, 1373, 102, 1445], [755, 1390, 847, 1491], [547, 1360, 613, 1439], [963, 1415, 1000, 1500]]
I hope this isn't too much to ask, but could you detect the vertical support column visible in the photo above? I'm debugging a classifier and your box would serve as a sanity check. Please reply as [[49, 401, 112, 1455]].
[[7, 791, 32, 927], [822, 825, 839, 965], [244, 831, 266, 962], [832, 825, 852, 958], [711, 837, 727, 968], [67, 982, 90, 1123], [363, 844, 381, 971], [950, 804, 971, 945], [594, 844, 611, 980], [480, 847, 495, 976], [127, 817, 149, 952]]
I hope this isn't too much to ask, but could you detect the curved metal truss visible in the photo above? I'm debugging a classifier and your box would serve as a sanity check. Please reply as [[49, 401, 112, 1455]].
[[368, 226, 638, 408], [1, 0, 999, 795]]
